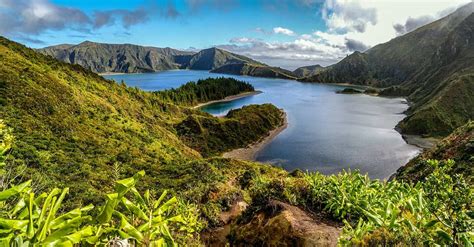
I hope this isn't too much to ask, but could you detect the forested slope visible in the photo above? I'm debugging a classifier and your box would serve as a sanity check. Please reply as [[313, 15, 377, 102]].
[[0, 37, 284, 209]]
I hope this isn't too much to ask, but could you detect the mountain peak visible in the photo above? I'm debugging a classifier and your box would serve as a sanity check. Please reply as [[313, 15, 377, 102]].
[[78, 40, 97, 46]]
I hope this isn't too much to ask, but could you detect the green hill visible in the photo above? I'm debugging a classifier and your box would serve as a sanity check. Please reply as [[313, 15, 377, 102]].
[[301, 3, 474, 137], [293, 64, 325, 78], [0, 36, 285, 210], [186, 47, 264, 70], [1, 36, 472, 246], [393, 121, 473, 183], [211, 63, 297, 79]]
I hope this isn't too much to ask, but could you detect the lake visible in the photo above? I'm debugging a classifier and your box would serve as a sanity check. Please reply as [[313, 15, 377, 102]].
[[104, 70, 420, 179]]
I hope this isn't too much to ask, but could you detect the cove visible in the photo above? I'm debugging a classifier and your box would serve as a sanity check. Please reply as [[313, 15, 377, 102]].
[[104, 70, 420, 179]]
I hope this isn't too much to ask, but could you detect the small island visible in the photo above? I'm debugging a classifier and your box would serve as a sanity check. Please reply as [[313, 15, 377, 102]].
[[336, 88, 363, 94]]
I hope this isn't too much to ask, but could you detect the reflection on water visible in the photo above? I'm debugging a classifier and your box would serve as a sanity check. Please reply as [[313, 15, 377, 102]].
[[105, 70, 420, 179]]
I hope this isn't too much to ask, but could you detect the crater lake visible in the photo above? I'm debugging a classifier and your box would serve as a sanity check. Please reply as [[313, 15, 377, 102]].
[[104, 70, 420, 179]]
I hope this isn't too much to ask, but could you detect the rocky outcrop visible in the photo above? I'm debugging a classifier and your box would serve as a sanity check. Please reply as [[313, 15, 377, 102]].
[[230, 200, 341, 246]]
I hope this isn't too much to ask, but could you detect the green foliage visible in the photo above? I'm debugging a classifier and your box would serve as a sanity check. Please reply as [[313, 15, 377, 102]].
[[155, 77, 254, 106], [0, 37, 284, 211], [423, 160, 473, 246], [176, 104, 285, 156], [0, 120, 12, 177], [395, 121, 474, 184], [0, 171, 203, 246], [243, 160, 473, 246]]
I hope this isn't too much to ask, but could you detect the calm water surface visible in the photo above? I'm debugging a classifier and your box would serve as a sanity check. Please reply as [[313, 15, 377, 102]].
[[105, 70, 420, 179]]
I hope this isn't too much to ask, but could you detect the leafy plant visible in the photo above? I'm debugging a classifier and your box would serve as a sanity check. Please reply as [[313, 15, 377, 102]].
[[0, 170, 202, 246]]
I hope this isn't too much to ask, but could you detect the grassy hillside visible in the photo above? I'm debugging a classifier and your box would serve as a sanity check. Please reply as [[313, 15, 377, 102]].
[[301, 3, 474, 137], [0, 36, 472, 246], [0, 36, 284, 210], [293, 64, 325, 78], [393, 121, 473, 183], [211, 63, 297, 79], [176, 104, 285, 157]]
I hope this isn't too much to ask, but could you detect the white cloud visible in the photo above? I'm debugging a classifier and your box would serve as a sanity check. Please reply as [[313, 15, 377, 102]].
[[322, 0, 377, 33], [319, 0, 471, 48], [221, 0, 471, 70], [273, 27, 295, 36]]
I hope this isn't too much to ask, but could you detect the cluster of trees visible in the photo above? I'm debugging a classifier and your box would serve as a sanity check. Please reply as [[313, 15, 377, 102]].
[[155, 77, 254, 106], [175, 104, 284, 157]]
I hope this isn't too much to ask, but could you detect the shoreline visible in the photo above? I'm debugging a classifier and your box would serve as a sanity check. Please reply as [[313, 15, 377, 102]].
[[101, 69, 431, 153], [222, 111, 288, 161], [401, 134, 438, 149], [193, 91, 262, 109]]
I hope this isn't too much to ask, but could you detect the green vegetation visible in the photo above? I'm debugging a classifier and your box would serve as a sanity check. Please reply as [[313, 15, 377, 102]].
[[0, 36, 284, 212], [0, 171, 202, 245], [292, 64, 325, 78], [211, 63, 297, 80], [187, 47, 265, 70], [394, 121, 474, 183], [155, 77, 254, 106], [1, 36, 473, 246], [176, 104, 284, 156], [245, 160, 473, 246]]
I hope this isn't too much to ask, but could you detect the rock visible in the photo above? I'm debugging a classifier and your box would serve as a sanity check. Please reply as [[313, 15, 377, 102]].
[[202, 200, 249, 247], [230, 200, 341, 246], [336, 88, 363, 94]]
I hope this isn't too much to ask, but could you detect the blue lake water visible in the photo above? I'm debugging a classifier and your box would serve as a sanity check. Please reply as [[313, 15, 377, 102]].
[[105, 70, 420, 179]]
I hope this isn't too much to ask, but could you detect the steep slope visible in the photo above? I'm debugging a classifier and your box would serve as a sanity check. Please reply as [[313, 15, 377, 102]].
[[302, 3, 474, 136], [186, 47, 265, 70], [0, 37, 285, 208], [39, 41, 195, 73], [293, 64, 325, 78], [211, 63, 297, 79], [393, 121, 473, 183]]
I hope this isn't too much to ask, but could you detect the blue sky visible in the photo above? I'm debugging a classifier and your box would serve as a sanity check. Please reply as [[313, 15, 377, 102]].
[[0, 0, 471, 69], [22, 0, 326, 48]]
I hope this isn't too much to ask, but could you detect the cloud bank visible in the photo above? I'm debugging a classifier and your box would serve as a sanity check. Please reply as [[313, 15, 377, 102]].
[[219, 0, 470, 69]]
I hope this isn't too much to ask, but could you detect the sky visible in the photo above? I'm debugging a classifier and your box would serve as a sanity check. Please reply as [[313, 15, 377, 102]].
[[0, 0, 472, 70]]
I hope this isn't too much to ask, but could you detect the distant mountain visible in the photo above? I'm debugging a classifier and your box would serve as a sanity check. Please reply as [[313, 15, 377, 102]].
[[186, 47, 265, 70], [39, 41, 194, 73], [301, 2, 474, 137], [211, 63, 297, 79], [39, 43, 267, 75], [293, 64, 325, 78]]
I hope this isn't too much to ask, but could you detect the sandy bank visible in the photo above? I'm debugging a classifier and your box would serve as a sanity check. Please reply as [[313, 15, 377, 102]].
[[402, 134, 438, 149], [193, 91, 262, 109], [223, 111, 288, 161]]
